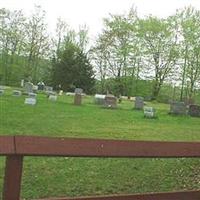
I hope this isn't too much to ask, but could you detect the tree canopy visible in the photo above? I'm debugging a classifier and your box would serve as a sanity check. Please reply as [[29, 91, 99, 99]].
[[1, 5, 200, 100]]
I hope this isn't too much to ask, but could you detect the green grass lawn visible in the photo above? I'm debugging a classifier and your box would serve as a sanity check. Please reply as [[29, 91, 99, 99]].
[[0, 90, 200, 199]]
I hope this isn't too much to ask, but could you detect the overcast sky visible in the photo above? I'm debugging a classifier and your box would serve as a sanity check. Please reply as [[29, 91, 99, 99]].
[[1, 0, 200, 39]]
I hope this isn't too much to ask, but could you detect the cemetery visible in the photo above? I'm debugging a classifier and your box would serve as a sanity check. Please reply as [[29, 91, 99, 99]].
[[0, 85, 200, 199], [0, 1, 200, 200]]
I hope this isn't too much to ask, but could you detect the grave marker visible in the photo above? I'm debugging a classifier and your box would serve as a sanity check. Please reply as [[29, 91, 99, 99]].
[[45, 86, 53, 92], [144, 107, 156, 118], [13, 90, 22, 97], [37, 82, 45, 90], [74, 88, 83, 105], [104, 94, 117, 108], [49, 95, 57, 101], [24, 98, 36, 105], [94, 94, 106, 105], [170, 102, 187, 115], [135, 96, 144, 110], [28, 93, 37, 98], [75, 88, 83, 94], [188, 104, 200, 117], [24, 82, 33, 93]]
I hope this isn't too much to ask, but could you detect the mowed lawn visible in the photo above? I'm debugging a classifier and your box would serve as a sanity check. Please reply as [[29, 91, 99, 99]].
[[0, 91, 200, 199]]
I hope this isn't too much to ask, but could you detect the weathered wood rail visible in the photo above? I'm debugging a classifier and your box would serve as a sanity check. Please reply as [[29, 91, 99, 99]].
[[0, 136, 200, 200]]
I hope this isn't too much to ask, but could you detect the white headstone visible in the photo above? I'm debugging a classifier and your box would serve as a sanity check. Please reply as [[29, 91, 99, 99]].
[[121, 96, 128, 100], [33, 85, 38, 91], [66, 92, 75, 96], [59, 90, 63, 95], [21, 79, 24, 87], [144, 107, 156, 118], [24, 98, 36, 105], [49, 95, 57, 101], [94, 94, 106, 105]]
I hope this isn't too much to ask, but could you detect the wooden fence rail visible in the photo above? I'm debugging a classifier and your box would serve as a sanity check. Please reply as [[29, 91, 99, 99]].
[[0, 136, 200, 200]]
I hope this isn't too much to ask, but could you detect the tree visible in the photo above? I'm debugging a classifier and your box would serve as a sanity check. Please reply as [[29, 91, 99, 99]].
[[138, 16, 179, 99], [52, 39, 95, 93], [24, 5, 50, 82], [177, 7, 200, 100], [92, 8, 139, 96], [0, 8, 26, 85]]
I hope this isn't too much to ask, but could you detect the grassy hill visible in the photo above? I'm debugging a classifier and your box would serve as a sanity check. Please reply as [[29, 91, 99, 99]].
[[0, 91, 200, 199]]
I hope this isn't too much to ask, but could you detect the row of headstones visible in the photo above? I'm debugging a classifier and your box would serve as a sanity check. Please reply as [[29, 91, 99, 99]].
[[94, 94, 117, 108], [24, 82, 59, 105], [169, 101, 200, 117], [0, 87, 58, 105], [135, 97, 200, 118], [94, 95, 155, 118], [23, 82, 53, 93], [94, 95, 200, 118]]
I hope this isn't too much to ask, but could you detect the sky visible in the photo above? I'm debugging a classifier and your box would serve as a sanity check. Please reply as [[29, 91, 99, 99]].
[[1, 0, 200, 39]]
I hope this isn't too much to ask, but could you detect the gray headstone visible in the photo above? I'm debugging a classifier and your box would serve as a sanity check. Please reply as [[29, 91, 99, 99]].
[[74, 93, 82, 105], [144, 107, 156, 118], [28, 92, 37, 98], [45, 86, 53, 92], [188, 104, 200, 117], [46, 91, 56, 98], [170, 102, 187, 115], [13, 90, 22, 96], [104, 94, 117, 108], [24, 82, 33, 93], [94, 94, 106, 105], [24, 98, 36, 105], [75, 88, 83, 94], [135, 96, 144, 110]]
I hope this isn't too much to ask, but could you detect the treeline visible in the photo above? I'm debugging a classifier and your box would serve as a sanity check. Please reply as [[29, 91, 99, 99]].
[[91, 6, 200, 101], [1, 5, 200, 100], [0, 6, 94, 93]]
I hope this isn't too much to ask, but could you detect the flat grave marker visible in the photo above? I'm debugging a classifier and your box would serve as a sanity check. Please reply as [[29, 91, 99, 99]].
[[24, 98, 36, 105], [13, 90, 22, 97]]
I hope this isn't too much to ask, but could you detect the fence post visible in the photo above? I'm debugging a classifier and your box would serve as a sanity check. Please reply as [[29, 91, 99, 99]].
[[3, 155, 23, 200]]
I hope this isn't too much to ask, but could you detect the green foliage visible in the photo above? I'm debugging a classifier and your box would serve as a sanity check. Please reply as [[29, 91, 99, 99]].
[[52, 40, 95, 93], [1, 5, 200, 100]]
